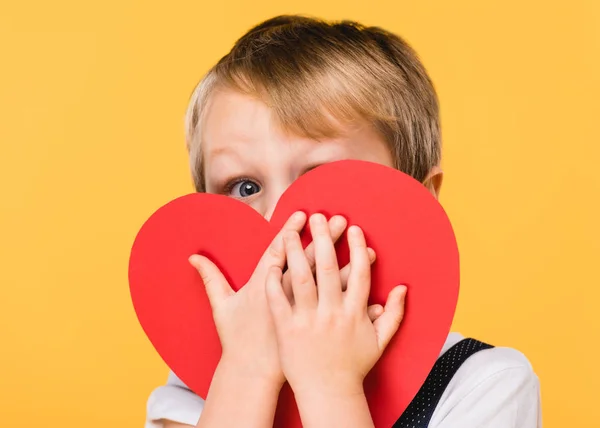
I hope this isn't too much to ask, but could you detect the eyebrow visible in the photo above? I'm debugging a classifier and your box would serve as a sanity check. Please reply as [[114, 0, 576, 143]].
[[205, 144, 244, 162], [206, 144, 230, 157], [203, 146, 247, 187]]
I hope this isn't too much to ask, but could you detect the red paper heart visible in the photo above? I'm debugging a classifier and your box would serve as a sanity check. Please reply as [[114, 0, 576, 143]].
[[129, 160, 459, 427]]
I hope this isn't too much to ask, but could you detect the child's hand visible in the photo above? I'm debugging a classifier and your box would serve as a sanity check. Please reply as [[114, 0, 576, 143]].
[[188, 212, 378, 388], [265, 213, 407, 398], [188, 212, 307, 386]]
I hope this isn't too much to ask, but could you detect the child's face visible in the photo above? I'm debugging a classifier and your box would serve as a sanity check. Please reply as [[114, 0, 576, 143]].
[[201, 88, 395, 220]]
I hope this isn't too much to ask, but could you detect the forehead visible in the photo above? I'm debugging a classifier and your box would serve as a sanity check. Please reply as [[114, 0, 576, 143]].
[[201, 88, 274, 156], [200, 88, 393, 167]]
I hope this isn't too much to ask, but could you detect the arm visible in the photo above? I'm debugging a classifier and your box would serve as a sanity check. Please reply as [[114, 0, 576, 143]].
[[294, 390, 374, 428], [192, 361, 281, 428], [147, 366, 280, 428]]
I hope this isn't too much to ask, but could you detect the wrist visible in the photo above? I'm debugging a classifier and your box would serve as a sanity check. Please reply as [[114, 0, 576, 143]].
[[290, 374, 365, 400], [199, 359, 283, 428], [216, 356, 284, 392], [294, 386, 373, 428]]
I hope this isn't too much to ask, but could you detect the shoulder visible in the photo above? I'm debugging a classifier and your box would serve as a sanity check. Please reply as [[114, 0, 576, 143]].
[[145, 371, 204, 428], [444, 332, 537, 384], [430, 333, 541, 427]]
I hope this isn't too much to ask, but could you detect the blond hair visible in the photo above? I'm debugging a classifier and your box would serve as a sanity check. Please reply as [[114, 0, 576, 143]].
[[185, 15, 441, 192]]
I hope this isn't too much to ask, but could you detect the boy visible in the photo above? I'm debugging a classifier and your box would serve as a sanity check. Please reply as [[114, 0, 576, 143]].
[[145, 15, 541, 428]]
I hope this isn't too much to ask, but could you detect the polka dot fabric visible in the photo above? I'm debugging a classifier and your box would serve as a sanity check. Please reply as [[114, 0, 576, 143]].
[[393, 338, 493, 428]]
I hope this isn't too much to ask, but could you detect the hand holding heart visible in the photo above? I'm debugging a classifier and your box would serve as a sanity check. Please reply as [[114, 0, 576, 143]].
[[187, 211, 388, 392], [265, 214, 407, 401]]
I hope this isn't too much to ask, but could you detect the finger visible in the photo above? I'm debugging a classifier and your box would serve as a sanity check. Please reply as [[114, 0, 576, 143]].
[[311, 213, 342, 308], [345, 226, 371, 310], [373, 285, 407, 351], [281, 271, 296, 304], [302, 215, 348, 270], [256, 211, 307, 275], [367, 304, 384, 322], [284, 231, 317, 310], [339, 247, 376, 290], [189, 255, 234, 308], [282, 215, 347, 302], [265, 266, 292, 322]]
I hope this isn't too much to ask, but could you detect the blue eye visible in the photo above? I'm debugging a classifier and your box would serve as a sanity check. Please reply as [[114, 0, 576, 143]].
[[230, 180, 261, 198]]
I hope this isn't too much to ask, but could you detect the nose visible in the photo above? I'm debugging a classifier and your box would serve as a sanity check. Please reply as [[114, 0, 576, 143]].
[[263, 196, 279, 222]]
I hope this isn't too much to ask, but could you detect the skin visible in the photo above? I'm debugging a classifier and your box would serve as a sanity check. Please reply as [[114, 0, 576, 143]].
[[162, 88, 443, 428]]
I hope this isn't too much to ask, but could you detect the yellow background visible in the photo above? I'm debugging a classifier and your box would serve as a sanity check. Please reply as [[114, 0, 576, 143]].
[[1, 0, 599, 426]]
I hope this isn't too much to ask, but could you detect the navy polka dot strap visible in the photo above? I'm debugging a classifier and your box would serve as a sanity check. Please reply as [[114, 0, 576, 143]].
[[393, 338, 493, 428]]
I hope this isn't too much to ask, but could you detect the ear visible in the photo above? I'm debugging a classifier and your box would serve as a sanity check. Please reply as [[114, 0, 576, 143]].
[[423, 165, 443, 199]]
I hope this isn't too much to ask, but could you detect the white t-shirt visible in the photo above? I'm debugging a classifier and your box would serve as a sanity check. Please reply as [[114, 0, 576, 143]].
[[145, 332, 542, 427]]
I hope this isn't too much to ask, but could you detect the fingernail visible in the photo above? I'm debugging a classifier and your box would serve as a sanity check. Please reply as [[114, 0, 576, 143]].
[[331, 215, 347, 226], [348, 225, 361, 235], [293, 211, 306, 221], [311, 213, 326, 224]]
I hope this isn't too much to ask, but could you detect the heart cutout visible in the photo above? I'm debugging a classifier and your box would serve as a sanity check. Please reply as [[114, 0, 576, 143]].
[[129, 160, 459, 427]]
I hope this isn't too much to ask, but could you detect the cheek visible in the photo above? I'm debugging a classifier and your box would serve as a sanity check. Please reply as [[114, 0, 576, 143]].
[[248, 198, 266, 217], [242, 191, 274, 219]]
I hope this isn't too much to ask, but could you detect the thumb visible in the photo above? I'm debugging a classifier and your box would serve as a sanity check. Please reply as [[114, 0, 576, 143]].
[[373, 285, 407, 352], [189, 255, 234, 309]]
